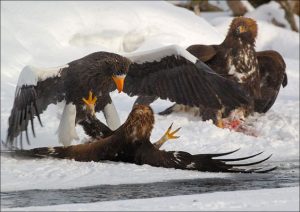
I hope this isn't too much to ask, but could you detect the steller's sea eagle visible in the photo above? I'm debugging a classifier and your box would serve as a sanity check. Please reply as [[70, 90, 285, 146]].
[[6, 45, 250, 148], [135, 17, 287, 129], [5, 105, 276, 174]]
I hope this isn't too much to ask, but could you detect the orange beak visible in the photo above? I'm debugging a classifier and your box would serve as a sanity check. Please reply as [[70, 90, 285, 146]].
[[112, 75, 125, 93]]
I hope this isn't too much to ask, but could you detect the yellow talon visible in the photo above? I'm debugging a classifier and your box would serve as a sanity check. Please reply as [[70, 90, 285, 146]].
[[165, 123, 181, 140], [82, 91, 97, 105], [82, 91, 97, 116], [217, 119, 224, 128], [154, 123, 181, 149]]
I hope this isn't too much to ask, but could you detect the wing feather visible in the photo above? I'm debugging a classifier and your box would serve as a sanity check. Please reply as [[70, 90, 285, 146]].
[[136, 144, 275, 173], [6, 66, 66, 148], [125, 46, 249, 110], [186, 44, 217, 62], [254, 50, 287, 113]]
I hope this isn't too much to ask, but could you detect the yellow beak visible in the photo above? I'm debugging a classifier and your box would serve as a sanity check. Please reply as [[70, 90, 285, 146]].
[[112, 75, 125, 93]]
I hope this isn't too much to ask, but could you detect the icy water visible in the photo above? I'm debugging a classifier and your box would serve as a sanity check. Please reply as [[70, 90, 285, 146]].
[[1, 161, 299, 208]]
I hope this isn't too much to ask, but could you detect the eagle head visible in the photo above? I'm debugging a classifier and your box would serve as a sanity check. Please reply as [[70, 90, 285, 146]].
[[106, 55, 132, 93], [123, 105, 155, 142], [228, 17, 257, 44]]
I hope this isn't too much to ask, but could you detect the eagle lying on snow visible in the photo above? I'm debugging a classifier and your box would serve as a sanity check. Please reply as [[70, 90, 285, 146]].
[[135, 17, 287, 128], [80, 91, 180, 149], [7, 104, 276, 174], [6, 44, 249, 148]]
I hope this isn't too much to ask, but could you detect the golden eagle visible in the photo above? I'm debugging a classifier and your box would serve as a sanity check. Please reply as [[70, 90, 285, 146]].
[[136, 17, 287, 128], [6, 105, 275, 174]]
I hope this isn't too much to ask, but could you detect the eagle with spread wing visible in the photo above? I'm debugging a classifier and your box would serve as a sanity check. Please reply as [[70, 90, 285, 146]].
[[6, 45, 249, 148], [136, 17, 287, 128], [6, 104, 275, 174]]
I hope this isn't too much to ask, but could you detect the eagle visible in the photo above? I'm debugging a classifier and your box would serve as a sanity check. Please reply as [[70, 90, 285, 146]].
[[80, 91, 180, 148], [5, 104, 276, 174], [135, 17, 287, 128], [6, 45, 249, 148]]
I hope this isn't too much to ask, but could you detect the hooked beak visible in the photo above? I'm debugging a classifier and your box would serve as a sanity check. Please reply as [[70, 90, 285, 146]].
[[238, 25, 247, 34], [112, 74, 126, 93]]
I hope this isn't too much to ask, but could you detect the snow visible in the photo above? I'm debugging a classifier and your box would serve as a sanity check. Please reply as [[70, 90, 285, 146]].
[[246, 1, 300, 30], [207, 16, 300, 60], [1, 156, 235, 192], [3, 187, 299, 211], [1, 1, 299, 210]]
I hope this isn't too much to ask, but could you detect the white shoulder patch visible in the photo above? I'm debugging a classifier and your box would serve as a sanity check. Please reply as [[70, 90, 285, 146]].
[[124, 44, 197, 64], [17, 64, 68, 87]]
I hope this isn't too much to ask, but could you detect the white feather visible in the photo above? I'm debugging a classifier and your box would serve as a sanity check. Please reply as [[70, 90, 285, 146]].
[[124, 44, 198, 64], [56, 102, 79, 146], [17, 64, 68, 87], [103, 102, 121, 130]]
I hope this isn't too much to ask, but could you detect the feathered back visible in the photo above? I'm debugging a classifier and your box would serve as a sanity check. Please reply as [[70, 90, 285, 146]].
[[122, 105, 155, 142]]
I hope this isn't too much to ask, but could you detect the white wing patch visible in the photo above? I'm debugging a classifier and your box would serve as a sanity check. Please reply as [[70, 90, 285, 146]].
[[173, 151, 182, 162], [57, 102, 79, 146], [17, 64, 68, 87], [124, 44, 198, 64], [186, 162, 196, 169]]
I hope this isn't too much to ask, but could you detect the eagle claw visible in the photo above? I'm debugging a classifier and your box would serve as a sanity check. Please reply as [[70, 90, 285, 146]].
[[82, 91, 97, 116], [154, 123, 181, 149], [164, 123, 181, 140]]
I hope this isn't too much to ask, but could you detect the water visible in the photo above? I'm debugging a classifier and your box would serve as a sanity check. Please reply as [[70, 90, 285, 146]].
[[1, 161, 299, 208]]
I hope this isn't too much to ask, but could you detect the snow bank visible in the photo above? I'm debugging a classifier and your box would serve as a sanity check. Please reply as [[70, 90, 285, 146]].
[[4, 187, 299, 211], [246, 1, 300, 30]]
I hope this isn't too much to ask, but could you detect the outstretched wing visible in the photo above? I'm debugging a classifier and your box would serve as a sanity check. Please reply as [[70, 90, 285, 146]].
[[254, 50, 287, 113], [124, 45, 250, 110], [6, 65, 66, 148], [135, 144, 276, 173]]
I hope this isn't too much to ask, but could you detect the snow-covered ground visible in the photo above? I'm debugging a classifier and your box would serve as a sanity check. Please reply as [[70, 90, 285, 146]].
[[1, 1, 299, 210], [4, 187, 299, 211]]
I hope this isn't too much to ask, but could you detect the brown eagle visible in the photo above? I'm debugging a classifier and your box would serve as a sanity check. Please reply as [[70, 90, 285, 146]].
[[135, 17, 287, 128], [5, 104, 276, 174], [6, 45, 249, 148], [80, 91, 180, 149]]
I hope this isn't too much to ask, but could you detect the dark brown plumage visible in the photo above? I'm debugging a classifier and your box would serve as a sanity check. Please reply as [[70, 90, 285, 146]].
[[144, 17, 287, 123], [188, 17, 287, 114], [6, 45, 250, 148], [7, 105, 276, 173], [6, 52, 131, 148]]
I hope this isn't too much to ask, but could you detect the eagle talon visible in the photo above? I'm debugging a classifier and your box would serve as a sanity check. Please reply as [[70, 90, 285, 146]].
[[164, 123, 181, 140], [82, 91, 97, 116], [154, 123, 181, 149], [217, 119, 224, 129]]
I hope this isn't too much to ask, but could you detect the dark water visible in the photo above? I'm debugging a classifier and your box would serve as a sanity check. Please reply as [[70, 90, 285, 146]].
[[1, 161, 299, 208]]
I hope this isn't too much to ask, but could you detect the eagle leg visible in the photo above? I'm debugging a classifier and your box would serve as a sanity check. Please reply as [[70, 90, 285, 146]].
[[153, 123, 181, 149], [82, 90, 97, 116]]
